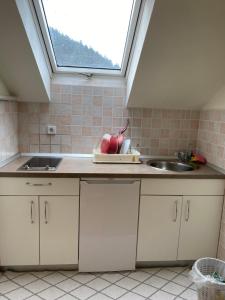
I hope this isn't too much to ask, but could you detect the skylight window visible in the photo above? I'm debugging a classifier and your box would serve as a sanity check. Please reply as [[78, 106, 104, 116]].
[[33, 0, 141, 75]]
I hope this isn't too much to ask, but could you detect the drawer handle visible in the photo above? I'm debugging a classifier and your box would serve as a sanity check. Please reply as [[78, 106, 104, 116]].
[[185, 200, 190, 221], [83, 180, 138, 185], [44, 201, 49, 224], [173, 200, 178, 222], [30, 201, 34, 224], [26, 182, 52, 187]]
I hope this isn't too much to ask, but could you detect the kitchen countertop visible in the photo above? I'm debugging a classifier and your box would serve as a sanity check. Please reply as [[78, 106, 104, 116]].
[[0, 156, 224, 178]]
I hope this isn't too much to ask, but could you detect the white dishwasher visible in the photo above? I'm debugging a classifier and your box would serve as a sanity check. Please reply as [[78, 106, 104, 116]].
[[79, 178, 140, 272]]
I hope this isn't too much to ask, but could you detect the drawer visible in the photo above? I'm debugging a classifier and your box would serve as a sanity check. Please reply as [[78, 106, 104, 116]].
[[0, 178, 79, 195], [141, 179, 225, 195]]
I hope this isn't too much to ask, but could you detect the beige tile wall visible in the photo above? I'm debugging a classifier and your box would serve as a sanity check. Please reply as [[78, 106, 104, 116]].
[[197, 110, 225, 260], [0, 100, 18, 162], [197, 110, 225, 169], [18, 83, 200, 155]]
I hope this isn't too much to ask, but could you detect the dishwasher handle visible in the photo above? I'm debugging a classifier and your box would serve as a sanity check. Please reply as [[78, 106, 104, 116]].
[[82, 179, 139, 185]]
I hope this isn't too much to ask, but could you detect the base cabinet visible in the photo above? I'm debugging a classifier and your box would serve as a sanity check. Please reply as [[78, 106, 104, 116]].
[[0, 195, 79, 266], [137, 196, 182, 261], [0, 196, 39, 266], [40, 196, 79, 265], [137, 194, 223, 262], [178, 196, 223, 260]]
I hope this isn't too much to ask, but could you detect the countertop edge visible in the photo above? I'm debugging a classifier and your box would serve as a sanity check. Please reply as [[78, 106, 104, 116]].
[[0, 172, 224, 179]]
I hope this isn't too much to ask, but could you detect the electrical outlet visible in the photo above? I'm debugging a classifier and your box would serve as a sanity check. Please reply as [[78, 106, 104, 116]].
[[47, 125, 56, 135]]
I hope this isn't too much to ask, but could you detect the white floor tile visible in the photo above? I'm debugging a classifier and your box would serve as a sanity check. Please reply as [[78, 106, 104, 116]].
[[70, 285, 96, 300], [88, 293, 112, 300], [0, 276, 8, 283], [167, 267, 187, 274], [156, 269, 177, 280], [4, 271, 24, 279], [100, 272, 124, 283], [150, 290, 175, 300], [42, 273, 67, 285], [144, 275, 168, 289], [87, 278, 111, 291], [38, 286, 65, 300], [6, 287, 32, 300], [116, 277, 140, 289], [172, 274, 192, 287], [119, 271, 131, 276], [162, 282, 186, 295], [56, 278, 81, 292], [72, 273, 96, 284], [58, 295, 77, 300], [119, 291, 145, 300], [128, 271, 151, 282], [180, 288, 198, 300], [59, 270, 79, 278], [132, 283, 157, 297], [140, 268, 160, 275], [25, 279, 50, 293], [181, 268, 192, 277], [12, 273, 37, 285], [0, 280, 19, 294], [102, 284, 127, 299], [31, 271, 53, 278], [0, 268, 197, 300], [26, 296, 44, 300]]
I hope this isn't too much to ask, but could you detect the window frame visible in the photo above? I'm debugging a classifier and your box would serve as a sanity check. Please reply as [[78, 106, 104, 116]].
[[31, 0, 142, 76]]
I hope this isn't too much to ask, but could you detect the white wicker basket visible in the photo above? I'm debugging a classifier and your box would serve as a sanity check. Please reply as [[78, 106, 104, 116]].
[[192, 257, 225, 300]]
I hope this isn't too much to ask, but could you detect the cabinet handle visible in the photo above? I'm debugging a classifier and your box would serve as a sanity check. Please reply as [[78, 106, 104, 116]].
[[26, 182, 52, 186], [44, 201, 48, 224], [185, 200, 190, 221], [30, 200, 34, 224], [82, 180, 138, 185], [173, 200, 178, 222]]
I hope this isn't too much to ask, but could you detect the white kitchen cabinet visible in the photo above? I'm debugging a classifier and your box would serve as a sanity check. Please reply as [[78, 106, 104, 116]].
[[137, 179, 224, 262], [137, 196, 182, 261], [40, 196, 79, 265], [178, 196, 223, 260], [0, 178, 79, 266], [0, 196, 39, 266]]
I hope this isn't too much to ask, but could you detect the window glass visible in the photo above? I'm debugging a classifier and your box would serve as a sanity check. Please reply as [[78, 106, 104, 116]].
[[42, 0, 134, 70]]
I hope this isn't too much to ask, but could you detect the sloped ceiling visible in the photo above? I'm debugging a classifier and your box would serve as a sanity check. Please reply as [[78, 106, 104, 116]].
[[0, 0, 50, 102], [127, 0, 225, 109]]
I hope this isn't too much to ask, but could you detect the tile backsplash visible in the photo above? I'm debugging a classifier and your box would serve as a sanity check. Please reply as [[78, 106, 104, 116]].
[[18, 84, 200, 155], [0, 100, 18, 162], [197, 110, 225, 169]]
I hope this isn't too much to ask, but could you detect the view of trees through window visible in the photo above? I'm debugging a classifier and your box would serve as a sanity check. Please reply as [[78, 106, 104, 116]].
[[49, 28, 119, 69]]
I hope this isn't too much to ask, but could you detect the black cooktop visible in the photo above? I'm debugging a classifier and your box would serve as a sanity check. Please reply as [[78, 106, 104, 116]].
[[18, 156, 62, 171]]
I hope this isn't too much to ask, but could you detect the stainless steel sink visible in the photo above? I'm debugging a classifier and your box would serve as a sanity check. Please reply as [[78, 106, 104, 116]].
[[147, 160, 194, 172]]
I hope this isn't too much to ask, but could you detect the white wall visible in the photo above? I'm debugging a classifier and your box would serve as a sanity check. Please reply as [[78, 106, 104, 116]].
[[203, 85, 225, 110], [0, 78, 9, 97]]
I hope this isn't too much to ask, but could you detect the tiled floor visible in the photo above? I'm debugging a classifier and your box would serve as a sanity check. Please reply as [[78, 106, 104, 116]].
[[0, 267, 197, 300]]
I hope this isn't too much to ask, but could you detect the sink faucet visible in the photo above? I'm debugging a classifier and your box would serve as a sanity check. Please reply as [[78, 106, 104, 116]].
[[176, 151, 192, 162]]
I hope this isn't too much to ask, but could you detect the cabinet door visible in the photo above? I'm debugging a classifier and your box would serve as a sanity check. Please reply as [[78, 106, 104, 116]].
[[178, 196, 223, 260], [40, 196, 79, 265], [137, 196, 182, 261], [0, 196, 39, 266]]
